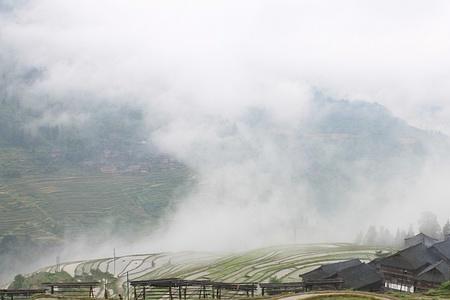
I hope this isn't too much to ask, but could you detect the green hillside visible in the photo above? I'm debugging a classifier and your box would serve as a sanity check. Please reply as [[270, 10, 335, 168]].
[[1, 96, 447, 241], [0, 99, 196, 241], [1, 95, 449, 285], [0, 144, 194, 283], [0, 157, 192, 240], [17, 244, 392, 296]]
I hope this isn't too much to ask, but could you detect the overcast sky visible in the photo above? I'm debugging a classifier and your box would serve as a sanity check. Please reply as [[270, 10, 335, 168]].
[[2, 0, 450, 133]]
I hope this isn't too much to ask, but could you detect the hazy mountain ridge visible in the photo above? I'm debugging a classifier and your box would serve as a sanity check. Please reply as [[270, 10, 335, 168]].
[[235, 97, 448, 214], [1, 96, 448, 238], [1, 93, 449, 283], [302, 98, 447, 213]]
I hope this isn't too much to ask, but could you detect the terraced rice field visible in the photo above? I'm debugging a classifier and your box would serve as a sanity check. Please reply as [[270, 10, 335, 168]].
[[0, 164, 193, 239], [37, 244, 391, 284]]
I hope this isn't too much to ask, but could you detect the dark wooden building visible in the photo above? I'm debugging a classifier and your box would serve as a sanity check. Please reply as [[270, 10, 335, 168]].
[[432, 238, 450, 260], [333, 263, 383, 291], [404, 233, 439, 248], [0, 289, 46, 300], [415, 260, 450, 290], [376, 236, 450, 292], [301, 259, 361, 280], [300, 259, 383, 292]]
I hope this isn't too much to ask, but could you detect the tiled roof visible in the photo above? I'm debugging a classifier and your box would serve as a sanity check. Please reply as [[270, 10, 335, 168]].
[[417, 260, 450, 283], [405, 233, 438, 242], [337, 263, 383, 290], [301, 259, 362, 280], [379, 243, 442, 271], [301, 259, 382, 290], [431, 239, 450, 260]]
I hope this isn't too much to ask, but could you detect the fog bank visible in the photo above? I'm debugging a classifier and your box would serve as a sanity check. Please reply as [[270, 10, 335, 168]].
[[2, 0, 450, 255]]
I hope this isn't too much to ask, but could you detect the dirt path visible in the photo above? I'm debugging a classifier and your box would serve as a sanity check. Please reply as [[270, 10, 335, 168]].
[[279, 291, 397, 300]]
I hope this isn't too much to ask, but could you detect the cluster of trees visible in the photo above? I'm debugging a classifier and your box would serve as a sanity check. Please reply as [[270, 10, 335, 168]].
[[0, 235, 54, 283], [1, 99, 147, 151], [0, 96, 156, 178], [0, 60, 149, 159], [9, 269, 117, 291], [418, 211, 450, 240], [356, 211, 450, 247], [355, 226, 408, 247]]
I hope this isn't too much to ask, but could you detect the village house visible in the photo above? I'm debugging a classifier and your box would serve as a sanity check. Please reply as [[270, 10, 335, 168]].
[[301, 259, 361, 280], [404, 233, 439, 248], [100, 165, 117, 174], [50, 148, 62, 159], [300, 259, 383, 291], [416, 260, 450, 290], [306, 234, 450, 293], [374, 234, 450, 292]]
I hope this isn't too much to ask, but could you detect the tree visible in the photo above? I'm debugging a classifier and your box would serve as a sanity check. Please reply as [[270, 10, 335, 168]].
[[354, 231, 364, 245], [418, 211, 441, 239], [394, 228, 407, 248], [377, 226, 394, 246], [269, 276, 282, 284], [407, 224, 415, 238], [364, 226, 378, 245], [10, 274, 25, 289], [443, 219, 450, 239]]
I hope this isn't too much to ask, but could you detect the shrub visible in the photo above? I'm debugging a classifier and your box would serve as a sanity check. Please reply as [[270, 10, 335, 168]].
[[269, 276, 282, 284]]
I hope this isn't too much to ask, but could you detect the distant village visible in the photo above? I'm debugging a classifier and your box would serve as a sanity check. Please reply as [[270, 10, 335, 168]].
[[49, 147, 182, 175], [305, 232, 450, 293], [3, 233, 450, 299]]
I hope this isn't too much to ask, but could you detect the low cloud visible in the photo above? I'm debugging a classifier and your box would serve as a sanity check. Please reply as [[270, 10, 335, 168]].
[[1, 0, 450, 256]]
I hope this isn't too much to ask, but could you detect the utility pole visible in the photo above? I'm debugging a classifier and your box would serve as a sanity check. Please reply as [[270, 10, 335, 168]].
[[113, 248, 116, 276], [104, 279, 109, 299], [127, 272, 130, 300], [293, 226, 297, 243], [56, 255, 60, 272]]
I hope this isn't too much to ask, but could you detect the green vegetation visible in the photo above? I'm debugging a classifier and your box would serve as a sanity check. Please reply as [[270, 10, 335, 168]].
[[0, 91, 196, 241], [36, 244, 391, 285], [10, 271, 73, 289], [0, 164, 193, 282], [10, 270, 118, 293], [0, 166, 192, 239], [308, 297, 374, 300], [425, 280, 450, 297], [20, 244, 391, 298], [0, 99, 195, 283], [0, 98, 195, 240], [9, 270, 120, 299], [269, 277, 282, 284]]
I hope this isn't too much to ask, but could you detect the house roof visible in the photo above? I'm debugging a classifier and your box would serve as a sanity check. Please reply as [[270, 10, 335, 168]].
[[378, 243, 442, 271], [301, 259, 362, 280], [336, 263, 383, 290], [417, 260, 446, 277], [405, 233, 439, 242], [416, 260, 450, 283], [431, 239, 450, 260], [301, 259, 382, 290]]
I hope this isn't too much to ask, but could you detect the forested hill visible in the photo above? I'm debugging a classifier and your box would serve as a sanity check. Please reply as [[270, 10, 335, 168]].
[[1, 92, 450, 283], [1, 95, 448, 241], [0, 98, 194, 283]]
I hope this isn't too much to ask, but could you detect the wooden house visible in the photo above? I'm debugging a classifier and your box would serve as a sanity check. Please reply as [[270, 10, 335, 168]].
[[376, 236, 450, 292], [415, 260, 450, 290], [404, 233, 438, 248], [301, 259, 383, 291]]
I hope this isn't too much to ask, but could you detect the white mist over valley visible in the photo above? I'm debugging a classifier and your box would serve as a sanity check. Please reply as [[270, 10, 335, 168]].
[[1, 0, 450, 289]]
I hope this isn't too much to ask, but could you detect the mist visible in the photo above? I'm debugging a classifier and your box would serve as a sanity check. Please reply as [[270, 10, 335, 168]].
[[2, 0, 450, 277]]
